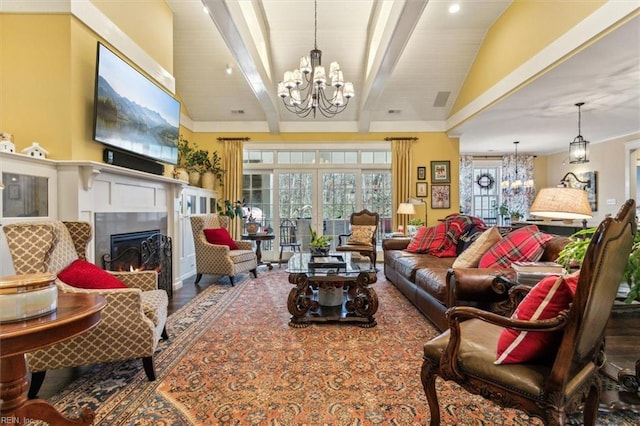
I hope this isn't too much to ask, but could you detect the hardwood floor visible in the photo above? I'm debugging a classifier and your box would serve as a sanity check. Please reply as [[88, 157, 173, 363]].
[[34, 273, 230, 400]]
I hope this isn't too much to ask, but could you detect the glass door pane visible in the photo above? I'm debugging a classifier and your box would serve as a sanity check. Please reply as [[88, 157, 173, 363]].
[[320, 171, 356, 250], [278, 171, 314, 250]]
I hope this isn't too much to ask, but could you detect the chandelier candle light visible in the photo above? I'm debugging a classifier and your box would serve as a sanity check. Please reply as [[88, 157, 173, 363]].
[[277, 0, 354, 118], [501, 141, 534, 192]]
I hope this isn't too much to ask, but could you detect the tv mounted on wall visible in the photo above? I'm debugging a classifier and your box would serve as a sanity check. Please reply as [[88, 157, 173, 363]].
[[93, 42, 180, 167]]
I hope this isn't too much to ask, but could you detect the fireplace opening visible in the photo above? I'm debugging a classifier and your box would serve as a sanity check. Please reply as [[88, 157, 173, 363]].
[[102, 230, 173, 298]]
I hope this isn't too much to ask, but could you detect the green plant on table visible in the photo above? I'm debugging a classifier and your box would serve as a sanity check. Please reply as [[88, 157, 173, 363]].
[[309, 225, 332, 249], [557, 227, 640, 303], [408, 218, 425, 226]]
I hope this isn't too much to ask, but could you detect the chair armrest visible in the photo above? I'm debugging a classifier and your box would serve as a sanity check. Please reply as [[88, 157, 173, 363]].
[[446, 268, 515, 305], [235, 240, 253, 250], [338, 233, 352, 245], [382, 238, 410, 250], [110, 270, 158, 292]]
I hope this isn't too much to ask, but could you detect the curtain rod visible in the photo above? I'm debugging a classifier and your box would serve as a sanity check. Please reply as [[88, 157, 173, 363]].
[[384, 137, 418, 141], [217, 137, 250, 141]]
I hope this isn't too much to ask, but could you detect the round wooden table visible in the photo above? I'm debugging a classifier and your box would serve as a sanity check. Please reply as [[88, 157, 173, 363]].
[[242, 233, 275, 270], [0, 292, 106, 426]]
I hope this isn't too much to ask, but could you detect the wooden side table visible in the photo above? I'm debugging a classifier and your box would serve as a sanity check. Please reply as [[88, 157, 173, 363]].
[[0, 292, 106, 425], [242, 233, 275, 270]]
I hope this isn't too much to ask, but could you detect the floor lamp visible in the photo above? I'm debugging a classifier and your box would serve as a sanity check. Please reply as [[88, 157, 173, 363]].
[[529, 187, 593, 229]]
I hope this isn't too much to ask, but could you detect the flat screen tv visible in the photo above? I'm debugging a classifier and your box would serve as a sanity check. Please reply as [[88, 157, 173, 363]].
[[93, 42, 180, 165]]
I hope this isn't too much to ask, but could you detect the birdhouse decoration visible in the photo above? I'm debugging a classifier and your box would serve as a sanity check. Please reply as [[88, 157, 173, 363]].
[[0, 133, 15, 153], [21, 142, 49, 159]]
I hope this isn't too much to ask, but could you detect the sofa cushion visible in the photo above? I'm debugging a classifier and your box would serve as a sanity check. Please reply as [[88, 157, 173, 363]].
[[348, 225, 376, 245], [406, 223, 456, 257], [203, 228, 238, 250], [478, 225, 554, 268], [58, 259, 128, 289], [415, 268, 451, 304], [495, 273, 579, 364], [453, 227, 502, 268]]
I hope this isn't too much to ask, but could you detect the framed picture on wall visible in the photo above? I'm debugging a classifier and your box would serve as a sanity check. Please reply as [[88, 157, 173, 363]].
[[431, 184, 450, 209], [416, 182, 428, 197], [417, 166, 426, 181], [431, 161, 450, 183]]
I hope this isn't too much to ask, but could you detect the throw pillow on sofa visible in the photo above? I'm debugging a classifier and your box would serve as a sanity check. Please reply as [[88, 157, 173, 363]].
[[452, 227, 502, 268], [203, 227, 238, 249], [58, 259, 128, 289], [495, 272, 579, 364], [406, 222, 456, 257], [478, 225, 554, 268]]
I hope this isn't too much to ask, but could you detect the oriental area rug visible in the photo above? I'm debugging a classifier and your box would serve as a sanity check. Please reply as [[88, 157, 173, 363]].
[[36, 271, 640, 425]]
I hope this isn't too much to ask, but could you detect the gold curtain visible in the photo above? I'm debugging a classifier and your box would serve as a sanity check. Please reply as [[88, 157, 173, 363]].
[[218, 137, 249, 238], [387, 137, 417, 232]]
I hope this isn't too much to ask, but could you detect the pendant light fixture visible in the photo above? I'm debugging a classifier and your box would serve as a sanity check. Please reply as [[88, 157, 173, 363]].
[[277, 0, 354, 118], [501, 141, 534, 193], [569, 102, 590, 164]]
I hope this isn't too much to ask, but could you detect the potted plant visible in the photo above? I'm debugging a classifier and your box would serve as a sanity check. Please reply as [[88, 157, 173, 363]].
[[309, 225, 332, 256], [217, 199, 245, 220], [186, 147, 209, 186], [173, 136, 193, 182], [556, 228, 640, 303], [200, 150, 225, 190], [509, 210, 523, 223], [407, 218, 424, 236]]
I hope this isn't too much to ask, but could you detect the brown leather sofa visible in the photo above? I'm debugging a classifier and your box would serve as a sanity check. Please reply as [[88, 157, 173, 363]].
[[382, 234, 570, 331]]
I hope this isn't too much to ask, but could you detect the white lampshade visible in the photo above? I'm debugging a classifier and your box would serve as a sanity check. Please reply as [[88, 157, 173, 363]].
[[397, 203, 416, 215], [529, 187, 593, 220]]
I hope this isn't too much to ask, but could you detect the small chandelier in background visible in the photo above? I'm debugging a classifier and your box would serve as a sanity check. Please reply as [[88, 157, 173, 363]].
[[569, 102, 589, 164], [501, 141, 534, 193], [277, 0, 354, 118]]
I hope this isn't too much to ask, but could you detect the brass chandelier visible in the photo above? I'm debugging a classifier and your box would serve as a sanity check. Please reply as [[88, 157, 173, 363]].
[[277, 0, 354, 118]]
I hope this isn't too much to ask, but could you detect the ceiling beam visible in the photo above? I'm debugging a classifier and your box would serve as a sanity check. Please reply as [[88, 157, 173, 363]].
[[203, 0, 280, 133], [358, 0, 429, 133]]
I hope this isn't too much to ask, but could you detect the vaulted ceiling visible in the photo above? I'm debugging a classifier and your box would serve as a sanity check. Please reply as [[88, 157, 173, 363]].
[[168, 0, 640, 156]]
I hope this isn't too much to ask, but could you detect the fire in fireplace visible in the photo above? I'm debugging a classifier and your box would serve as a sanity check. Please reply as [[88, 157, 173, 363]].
[[102, 230, 173, 298]]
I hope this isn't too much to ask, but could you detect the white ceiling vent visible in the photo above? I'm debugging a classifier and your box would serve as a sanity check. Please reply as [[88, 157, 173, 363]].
[[433, 91, 450, 107]]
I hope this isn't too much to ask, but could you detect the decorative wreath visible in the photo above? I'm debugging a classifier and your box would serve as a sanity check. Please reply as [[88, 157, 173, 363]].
[[476, 172, 495, 190]]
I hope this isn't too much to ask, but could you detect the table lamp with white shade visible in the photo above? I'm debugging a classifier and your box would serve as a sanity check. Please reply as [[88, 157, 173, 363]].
[[396, 202, 416, 234]]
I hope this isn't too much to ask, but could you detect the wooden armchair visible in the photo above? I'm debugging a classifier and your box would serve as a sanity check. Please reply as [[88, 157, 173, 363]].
[[189, 214, 257, 285], [336, 209, 379, 266], [3, 221, 169, 397], [421, 199, 636, 425]]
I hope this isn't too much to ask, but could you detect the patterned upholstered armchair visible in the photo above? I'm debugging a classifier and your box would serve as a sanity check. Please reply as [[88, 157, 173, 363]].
[[3, 221, 169, 398], [189, 214, 257, 285]]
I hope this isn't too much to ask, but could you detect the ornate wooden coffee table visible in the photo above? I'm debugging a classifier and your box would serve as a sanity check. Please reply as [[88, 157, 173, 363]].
[[285, 253, 378, 327]]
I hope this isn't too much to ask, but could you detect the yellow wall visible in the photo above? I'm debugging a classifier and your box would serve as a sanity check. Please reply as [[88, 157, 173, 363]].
[[1, 15, 72, 158], [451, 0, 604, 115], [91, 0, 174, 73]]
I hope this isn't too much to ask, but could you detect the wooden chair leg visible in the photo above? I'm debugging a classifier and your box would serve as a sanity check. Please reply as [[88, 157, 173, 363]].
[[229, 276, 235, 286], [28, 371, 47, 398], [161, 326, 169, 340], [421, 360, 441, 426], [250, 269, 258, 278], [194, 273, 203, 284], [582, 384, 600, 426], [279, 247, 284, 269], [142, 356, 156, 381]]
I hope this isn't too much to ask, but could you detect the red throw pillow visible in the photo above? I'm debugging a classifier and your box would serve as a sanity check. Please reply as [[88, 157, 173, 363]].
[[406, 222, 456, 257], [58, 259, 128, 289], [203, 227, 238, 250], [495, 273, 579, 364], [478, 225, 553, 268]]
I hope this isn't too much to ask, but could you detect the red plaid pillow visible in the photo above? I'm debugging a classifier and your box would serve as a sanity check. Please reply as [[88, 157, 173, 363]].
[[496, 273, 579, 364], [478, 225, 553, 268], [406, 222, 456, 257]]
